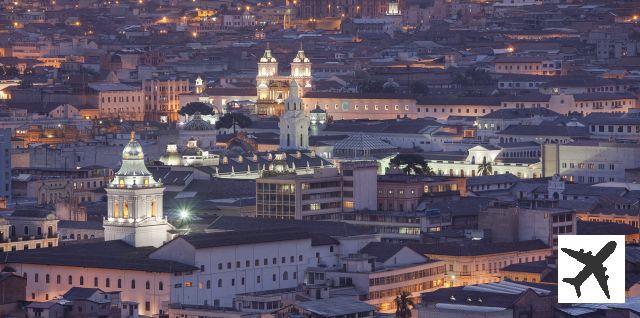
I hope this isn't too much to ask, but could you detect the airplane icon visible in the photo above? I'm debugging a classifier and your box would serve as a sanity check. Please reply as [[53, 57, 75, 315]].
[[561, 241, 617, 299]]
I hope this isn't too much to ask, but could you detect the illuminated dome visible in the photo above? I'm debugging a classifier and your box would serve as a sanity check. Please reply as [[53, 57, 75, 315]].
[[260, 48, 277, 63], [183, 113, 214, 131], [292, 49, 310, 63], [110, 132, 160, 188]]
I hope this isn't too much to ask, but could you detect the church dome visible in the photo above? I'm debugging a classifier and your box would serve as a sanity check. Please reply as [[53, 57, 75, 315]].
[[260, 48, 277, 63], [183, 113, 214, 131], [110, 132, 160, 187]]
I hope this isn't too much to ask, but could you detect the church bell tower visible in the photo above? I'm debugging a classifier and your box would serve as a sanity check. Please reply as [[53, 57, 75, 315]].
[[279, 81, 309, 150], [104, 132, 172, 248]]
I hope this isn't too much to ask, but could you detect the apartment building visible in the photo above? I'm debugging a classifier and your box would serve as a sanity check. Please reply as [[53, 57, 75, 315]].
[[308, 242, 446, 312], [89, 83, 144, 121], [256, 163, 377, 220], [493, 56, 565, 76], [409, 240, 551, 287], [143, 77, 190, 123], [542, 140, 640, 183]]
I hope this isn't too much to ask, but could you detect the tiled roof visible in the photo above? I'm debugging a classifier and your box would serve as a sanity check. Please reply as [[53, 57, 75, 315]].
[[180, 229, 312, 249], [333, 134, 396, 151], [1, 241, 196, 273], [410, 239, 549, 256]]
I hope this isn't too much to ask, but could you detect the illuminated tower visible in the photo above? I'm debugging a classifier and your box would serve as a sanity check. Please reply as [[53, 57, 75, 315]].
[[257, 44, 278, 101], [290, 43, 312, 95], [279, 81, 309, 150], [104, 132, 172, 247]]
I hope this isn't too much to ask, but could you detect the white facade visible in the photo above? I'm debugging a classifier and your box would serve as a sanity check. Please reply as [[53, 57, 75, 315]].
[[279, 81, 310, 150], [104, 133, 172, 248], [12, 263, 171, 316]]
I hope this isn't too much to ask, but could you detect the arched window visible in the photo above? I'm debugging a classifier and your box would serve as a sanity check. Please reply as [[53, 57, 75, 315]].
[[79, 276, 84, 285], [68, 275, 72, 285], [117, 279, 122, 288], [47, 226, 53, 237], [151, 200, 157, 217], [159, 281, 163, 291], [45, 274, 50, 284], [56, 275, 61, 284], [106, 278, 110, 288], [283, 271, 288, 280], [206, 280, 211, 289], [113, 200, 120, 218], [145, 281, 150, 290], [217, 279, 222, 287], [123, 201, 129, 218], [131, 279, 135, 289], [94, 277, 98, 287]]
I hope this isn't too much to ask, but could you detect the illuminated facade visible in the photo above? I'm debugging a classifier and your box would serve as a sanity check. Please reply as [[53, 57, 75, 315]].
[[104, 133, 172, 248], [256, 45, 312, 117]]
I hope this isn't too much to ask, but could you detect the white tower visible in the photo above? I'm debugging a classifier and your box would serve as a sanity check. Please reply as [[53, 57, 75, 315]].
[[279, 81, 309, 150], [104, 132, 172, 248], [290, 44, 312, 95], [257, 44, 278, 101]]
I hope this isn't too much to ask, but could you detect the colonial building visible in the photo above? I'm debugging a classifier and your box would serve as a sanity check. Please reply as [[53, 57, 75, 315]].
[[256, 45, 312, 117], [143, 76, 190, 123], [279, 81, 309, 151]]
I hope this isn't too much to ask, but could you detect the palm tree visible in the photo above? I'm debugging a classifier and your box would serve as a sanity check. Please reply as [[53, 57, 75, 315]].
[[395, 291, 414, 318], [477, 161, 493, 176]]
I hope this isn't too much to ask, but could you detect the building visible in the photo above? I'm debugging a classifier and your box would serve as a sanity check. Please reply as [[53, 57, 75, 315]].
[[0, 129, 10, 207], [256, 46, 312, 117], [409, 240, 552, 287], [492, 56, 565, 76], [90, 83, 145, 121], [279, 81, 309, 150], [307, 242, 445, 312], [256, 162, 377, 220], [143, 77, 190, 123], [104, 132, 173, 248], [26, 287, 132, 318], [419, 281, 557, 318], [542, 140, 640, 184], [0, 272, 26, 316], [376, 174, 465, 212], [301, 92, 417, 121]]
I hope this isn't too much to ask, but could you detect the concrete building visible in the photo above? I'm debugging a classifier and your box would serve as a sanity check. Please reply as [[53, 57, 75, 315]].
[[256, 162, 377, 220], [90, 83, 145, 121], [143, 77, 190, 123], [542, 140, 640, 183]]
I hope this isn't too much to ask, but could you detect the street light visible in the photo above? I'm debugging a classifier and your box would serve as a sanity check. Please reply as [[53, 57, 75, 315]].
[[179, 208, 190, 221]]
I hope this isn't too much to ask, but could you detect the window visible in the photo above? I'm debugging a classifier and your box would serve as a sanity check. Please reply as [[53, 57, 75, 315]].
[[131, 280, 136, 289], [35, 274, 39, 283], [272, 258, 277, 264], [206, 280, 211, 289], [106, 278, 110, 288], [159, 282, 163, 291], [56, 275, 61, 284], [231, 279, 235, 286], [283, 271, 288, 280], [257, 275, 261, 283], [94, 277, 98, 287], [145, 301, 150, 312], [272, 274, 276, 281], [218, 279, 222, 287], [146, 281, 150, 290], [46, 274, 50, 284], [255, 259, 260, 266], [218, 263, 223, 270], [68, 275, 73, 285], [117, 279, 122, 289]]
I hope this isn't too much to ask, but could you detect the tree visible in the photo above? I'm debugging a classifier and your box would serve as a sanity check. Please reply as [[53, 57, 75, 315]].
[[358, 79, 385, 93], [477, 161, 493, 176], [390, 154, 434, 176], [395, 291, 414, 318], [179, 102, 214, 116], [410, 81, 429, 95], [215, 112, 252, 132]]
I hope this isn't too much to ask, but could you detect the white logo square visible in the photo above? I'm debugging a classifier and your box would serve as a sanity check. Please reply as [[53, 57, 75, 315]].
[[558, 235, 625, 303]]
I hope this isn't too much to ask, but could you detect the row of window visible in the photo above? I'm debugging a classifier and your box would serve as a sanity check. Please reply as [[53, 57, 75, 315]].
[[24, 273, 164, 291], [178, 271, 298, 289], [213, 255, 305, 271], [561, 162, 615, 170]]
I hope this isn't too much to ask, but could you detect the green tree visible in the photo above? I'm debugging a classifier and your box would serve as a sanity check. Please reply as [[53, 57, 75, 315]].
[[179, 102, 214, 116], [477, 161, 493, 176], [215, 112, 252, 132], [390, 154, 434, 176], [394, 291, 414, 318], [410, 81, 429, 95]]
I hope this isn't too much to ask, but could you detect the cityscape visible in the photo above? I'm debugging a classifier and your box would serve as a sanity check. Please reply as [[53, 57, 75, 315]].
[[0, 0, 639, 317]]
